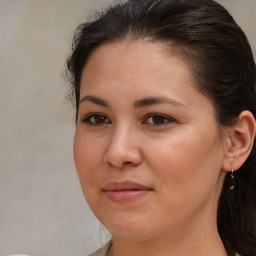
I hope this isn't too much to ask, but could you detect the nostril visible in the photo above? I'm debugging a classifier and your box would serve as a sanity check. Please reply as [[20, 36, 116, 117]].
[[123, 161, 132, 165]]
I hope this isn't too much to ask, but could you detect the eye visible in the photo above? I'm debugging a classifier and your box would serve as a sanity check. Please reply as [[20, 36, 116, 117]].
[[143, 114, 175, 125], [81, 113, 111, 125]]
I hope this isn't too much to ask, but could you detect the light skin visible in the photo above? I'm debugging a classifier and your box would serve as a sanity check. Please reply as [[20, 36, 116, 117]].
[[74, 40, 256, 256]]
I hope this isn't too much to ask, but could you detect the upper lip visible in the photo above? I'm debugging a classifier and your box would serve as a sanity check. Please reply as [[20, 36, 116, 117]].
[[103, 180, 152, 191]]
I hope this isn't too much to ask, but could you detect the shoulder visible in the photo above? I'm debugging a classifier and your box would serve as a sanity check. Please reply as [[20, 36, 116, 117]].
[[88, 240, 112, 256]]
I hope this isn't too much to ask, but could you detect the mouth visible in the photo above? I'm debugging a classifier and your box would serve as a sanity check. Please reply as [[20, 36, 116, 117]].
[[102, 180, 153, 203]]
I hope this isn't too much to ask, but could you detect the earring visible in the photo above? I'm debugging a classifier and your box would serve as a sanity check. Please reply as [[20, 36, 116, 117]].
[[229, 169, 235, 190]]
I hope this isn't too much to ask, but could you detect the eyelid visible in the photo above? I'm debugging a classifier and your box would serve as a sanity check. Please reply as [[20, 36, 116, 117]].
[[80, 112, 111, 125], [142, 113, 176, 125]]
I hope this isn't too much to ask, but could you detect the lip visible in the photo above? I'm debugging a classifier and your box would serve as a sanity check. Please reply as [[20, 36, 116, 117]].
[[102, 180, 153, 203]]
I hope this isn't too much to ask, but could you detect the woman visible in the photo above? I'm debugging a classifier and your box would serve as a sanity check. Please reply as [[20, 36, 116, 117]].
[[66, 0, 256, 255]]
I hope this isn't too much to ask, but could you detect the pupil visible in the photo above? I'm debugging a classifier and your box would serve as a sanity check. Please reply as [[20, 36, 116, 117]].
[[95, 115, 105, 123], [153, 116, 164, 124]]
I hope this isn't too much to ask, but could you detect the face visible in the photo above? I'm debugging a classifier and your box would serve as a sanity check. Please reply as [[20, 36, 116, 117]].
[[74, 40, 227, 242]]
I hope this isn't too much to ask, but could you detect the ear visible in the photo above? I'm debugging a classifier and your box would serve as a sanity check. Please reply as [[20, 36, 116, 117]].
[[222, 110, 256, 172]]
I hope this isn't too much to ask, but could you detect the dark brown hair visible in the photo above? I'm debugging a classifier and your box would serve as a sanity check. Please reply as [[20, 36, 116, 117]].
[[66, 0, 256, 255]]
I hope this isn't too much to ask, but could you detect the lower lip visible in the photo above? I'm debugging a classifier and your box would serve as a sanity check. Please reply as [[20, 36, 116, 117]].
[[103, 190, 152, 203]]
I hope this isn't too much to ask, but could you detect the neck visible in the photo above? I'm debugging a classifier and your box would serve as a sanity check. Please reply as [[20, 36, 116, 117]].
[[110, 231, 227, 256]]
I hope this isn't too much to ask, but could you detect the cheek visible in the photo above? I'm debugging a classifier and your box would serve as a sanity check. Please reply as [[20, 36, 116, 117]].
[[73, 131, 109, 212], [73, 130, 104, 188], [145, 128, 223, 195], [150, 137, 192, 187]]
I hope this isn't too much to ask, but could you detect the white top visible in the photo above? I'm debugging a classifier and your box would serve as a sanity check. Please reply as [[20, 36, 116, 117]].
[[88, 241, 112, 256]]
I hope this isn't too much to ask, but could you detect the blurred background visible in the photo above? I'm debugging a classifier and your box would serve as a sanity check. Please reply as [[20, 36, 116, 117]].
[[0, 0, 255, 255]]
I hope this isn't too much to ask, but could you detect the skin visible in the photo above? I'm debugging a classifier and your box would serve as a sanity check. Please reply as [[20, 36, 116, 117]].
[[74, 40, 232, 256]]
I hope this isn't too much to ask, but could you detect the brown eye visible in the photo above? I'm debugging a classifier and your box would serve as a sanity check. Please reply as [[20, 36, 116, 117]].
[[81, 113, 111, 125], [92, 114, 107, 123], [144, 114, 174, 125], [151, 115, 166, 124]]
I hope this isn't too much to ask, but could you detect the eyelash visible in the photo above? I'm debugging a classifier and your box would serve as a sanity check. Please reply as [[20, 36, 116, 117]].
[[143, 113, 176, 126], [81, 113, 176, 126], [81, 113, 111, 125]]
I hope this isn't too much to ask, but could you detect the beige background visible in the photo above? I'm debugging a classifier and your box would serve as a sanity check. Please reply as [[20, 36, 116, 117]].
[[0, 1, 255, 256]]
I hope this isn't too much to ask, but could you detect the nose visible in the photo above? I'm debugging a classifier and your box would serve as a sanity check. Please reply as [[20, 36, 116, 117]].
[[104, 124, 142, 168]]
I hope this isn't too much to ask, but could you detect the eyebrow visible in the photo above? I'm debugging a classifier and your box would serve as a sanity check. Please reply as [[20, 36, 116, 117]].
[[79, 95, 188, 109], [79, 95, 110, 107], [134, 96, 188, 109]]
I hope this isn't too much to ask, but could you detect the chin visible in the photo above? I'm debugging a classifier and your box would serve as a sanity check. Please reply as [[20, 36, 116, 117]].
[[101, 214, 158, 241]]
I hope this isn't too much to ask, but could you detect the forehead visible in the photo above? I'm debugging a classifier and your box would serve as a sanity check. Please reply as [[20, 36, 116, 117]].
[[80, 40, 196, 95]]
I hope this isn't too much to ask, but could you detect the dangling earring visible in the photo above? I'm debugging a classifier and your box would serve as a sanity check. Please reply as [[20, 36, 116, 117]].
[[229, 169, 235, 190]]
